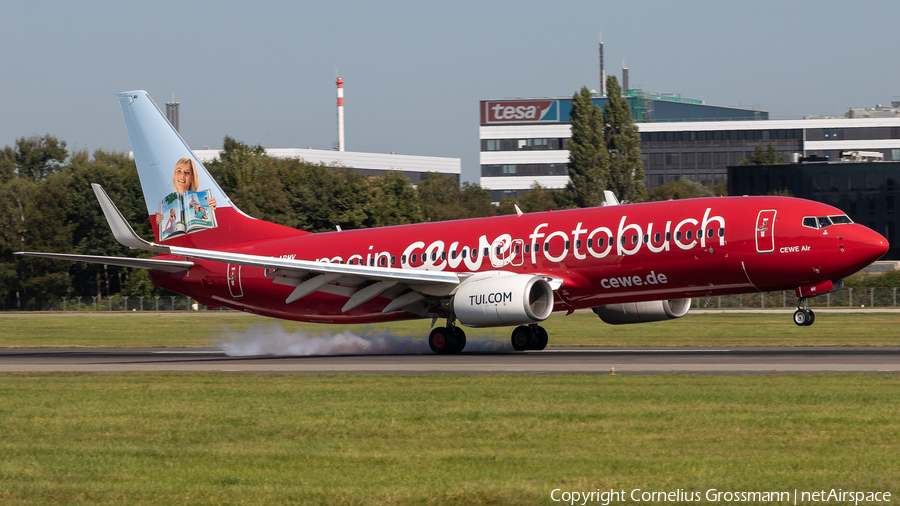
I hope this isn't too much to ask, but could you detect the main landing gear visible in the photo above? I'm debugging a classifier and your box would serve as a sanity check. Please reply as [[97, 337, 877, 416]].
[[511, 324, 548, 351], [428, 320, 467, 354], [793, 298, 816, 327]]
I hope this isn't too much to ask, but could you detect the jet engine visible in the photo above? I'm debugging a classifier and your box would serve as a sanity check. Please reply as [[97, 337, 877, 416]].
[[453, 273, 554, 327], [592, 298, 691, 324]]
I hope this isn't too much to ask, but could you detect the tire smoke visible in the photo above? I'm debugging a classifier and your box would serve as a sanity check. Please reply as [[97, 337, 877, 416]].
[[217, 324, 512, 356]]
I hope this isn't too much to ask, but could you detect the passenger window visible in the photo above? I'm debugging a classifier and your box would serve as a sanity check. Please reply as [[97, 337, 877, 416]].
[[411, 254, 417, 263], [654, 233, 661, 242], [676, 231, 682, 241], [514, 244, 521, 254], [379, 257, 386, 266], [588, 238, 593, 248], [576, 240, 582, 249], [707, 228, 714, 238], [483, 247, 489, 257], [471, 248, 478, 258], [369, 258, 375, 266], [462, 249, 468, 259], [451, 250, 457, 259], [565, 241, 570, 250], [525, 244, 531, 254], [686, 230, 692, 240], [599, 237, 605, 247], [496, 246, 501, 255], [631, 235, 638, 245], [719, 227, 725, 237], [620, 236, 626, 245], [666, 232, 672, 241], [441, 251, 446, 261], [544, 243, 550, 252], [391, 256, 396, 265], [402, 255, 407, 264], [643, 234, 649, 244]]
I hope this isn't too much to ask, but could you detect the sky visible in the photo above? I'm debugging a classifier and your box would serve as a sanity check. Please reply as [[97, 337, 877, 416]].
[[1, 0, 897, 184]]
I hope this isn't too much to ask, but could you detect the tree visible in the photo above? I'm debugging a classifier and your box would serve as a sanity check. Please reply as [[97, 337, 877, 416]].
[[646, 177, 717, 201], [603, 76, 644, 203], [206, 137, 296, 227], [519, 183, 558, 212], [364, 171, 423, 227], [565, 87, 608, 208], [5, 135, 68, 183], [417, 173, 466, 222], [459, 182, 496, 218], [745, 142, 781, 165]]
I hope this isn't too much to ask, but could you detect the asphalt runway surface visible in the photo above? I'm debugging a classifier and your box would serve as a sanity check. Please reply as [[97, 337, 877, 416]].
[[1, 347, 898, 374]]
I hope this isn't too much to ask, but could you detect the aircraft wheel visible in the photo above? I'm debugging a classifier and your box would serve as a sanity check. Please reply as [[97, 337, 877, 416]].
[[531, 325, 548, 351], [511, 325, 533, 351], [451, 327, 467, 353], [805, 309, 816, 326], [792, 309, 809, 326], [429, 327, 455, 354]]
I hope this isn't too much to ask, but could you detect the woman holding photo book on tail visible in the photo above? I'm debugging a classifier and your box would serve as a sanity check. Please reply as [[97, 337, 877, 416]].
[[155, 157, 218, 241]]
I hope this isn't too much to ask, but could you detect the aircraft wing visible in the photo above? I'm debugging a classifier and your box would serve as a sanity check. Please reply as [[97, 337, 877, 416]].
[[13, 252, 194, 273]]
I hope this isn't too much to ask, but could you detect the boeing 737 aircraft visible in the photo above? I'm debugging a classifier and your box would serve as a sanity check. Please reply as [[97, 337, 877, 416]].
[[17, 91, 890, 353]]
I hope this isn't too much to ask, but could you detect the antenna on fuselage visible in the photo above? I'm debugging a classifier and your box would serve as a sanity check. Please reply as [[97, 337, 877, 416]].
[[603, 190, 620, 206]]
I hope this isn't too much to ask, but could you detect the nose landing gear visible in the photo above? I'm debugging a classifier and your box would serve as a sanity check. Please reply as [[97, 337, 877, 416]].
[[793, 298, 816, 326]]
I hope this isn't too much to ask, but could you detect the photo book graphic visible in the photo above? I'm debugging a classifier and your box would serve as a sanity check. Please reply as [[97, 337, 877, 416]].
[[158, 190, 218, 241]]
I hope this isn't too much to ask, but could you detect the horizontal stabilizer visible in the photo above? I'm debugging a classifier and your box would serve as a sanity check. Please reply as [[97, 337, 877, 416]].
[[14, 252, 192, 273]]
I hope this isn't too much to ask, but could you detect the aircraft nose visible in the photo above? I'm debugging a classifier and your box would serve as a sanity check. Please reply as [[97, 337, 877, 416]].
[[848, 226, 889, 264]]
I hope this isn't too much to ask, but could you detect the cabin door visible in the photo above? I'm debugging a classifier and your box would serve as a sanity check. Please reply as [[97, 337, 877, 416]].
[[755, 210, 777, 253], [227, 264, 244, 298]]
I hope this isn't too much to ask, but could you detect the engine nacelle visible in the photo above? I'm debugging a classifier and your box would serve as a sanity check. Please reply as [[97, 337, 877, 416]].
[[453, 273, 554, 327], [592, 298, 691, 325]]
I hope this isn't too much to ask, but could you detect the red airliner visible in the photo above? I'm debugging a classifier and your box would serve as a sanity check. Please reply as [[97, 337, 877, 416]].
[[18, 91, 889, 353]]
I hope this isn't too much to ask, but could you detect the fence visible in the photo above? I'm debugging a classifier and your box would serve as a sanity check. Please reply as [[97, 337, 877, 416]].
[[2, 288, 900, 312], [690, 287, 900, 309], [0, 295, 209, 312]]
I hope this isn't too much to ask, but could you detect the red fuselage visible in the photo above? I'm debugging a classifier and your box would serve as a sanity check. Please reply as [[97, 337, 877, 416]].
[[149, 196, 888, 324]]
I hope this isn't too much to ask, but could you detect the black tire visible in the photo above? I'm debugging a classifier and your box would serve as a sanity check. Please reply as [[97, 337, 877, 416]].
[[793, 309, 808, 326], [429, 327, 455, 354], [532, 325, 548, 351], [805, 309, 815, 326], [511, 325, 533, 351], [451, 327, 467, 353]]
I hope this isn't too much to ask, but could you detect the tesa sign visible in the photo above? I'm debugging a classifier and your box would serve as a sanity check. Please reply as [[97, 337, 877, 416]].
[[482, 100, 558, 124]]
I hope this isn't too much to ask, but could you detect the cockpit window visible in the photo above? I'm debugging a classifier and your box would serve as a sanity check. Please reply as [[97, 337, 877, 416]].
[[802, 215, 853, 229], [829, 215, 853, 224]]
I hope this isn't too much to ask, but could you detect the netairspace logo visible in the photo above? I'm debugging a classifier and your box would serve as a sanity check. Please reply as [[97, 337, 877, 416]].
[[550, 488, 892, 505], [218, 325, 512, 356]]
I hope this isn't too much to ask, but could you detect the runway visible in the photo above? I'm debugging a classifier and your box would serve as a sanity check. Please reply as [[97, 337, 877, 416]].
[[1, 347, 898, 374]]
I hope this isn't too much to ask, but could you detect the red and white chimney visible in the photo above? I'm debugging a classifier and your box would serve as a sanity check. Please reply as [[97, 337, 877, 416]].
[[336, 77, 345, 152]]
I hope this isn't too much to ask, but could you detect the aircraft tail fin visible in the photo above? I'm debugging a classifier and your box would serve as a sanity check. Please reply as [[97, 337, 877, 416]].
[[116, 90, 302, 249]]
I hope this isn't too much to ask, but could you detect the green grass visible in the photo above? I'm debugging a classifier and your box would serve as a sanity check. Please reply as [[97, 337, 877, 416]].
[[1, 312, 900, 348], [0, 374, 896, 505]]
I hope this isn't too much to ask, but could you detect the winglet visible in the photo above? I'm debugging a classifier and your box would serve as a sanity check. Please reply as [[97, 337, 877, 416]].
[[92, 184, 170, 254], [603, 190, 619, 206]]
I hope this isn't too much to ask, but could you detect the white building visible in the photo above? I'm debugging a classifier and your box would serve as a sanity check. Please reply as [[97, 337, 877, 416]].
[[480, 113, 900, 201], [193, 148, 460, 185]]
